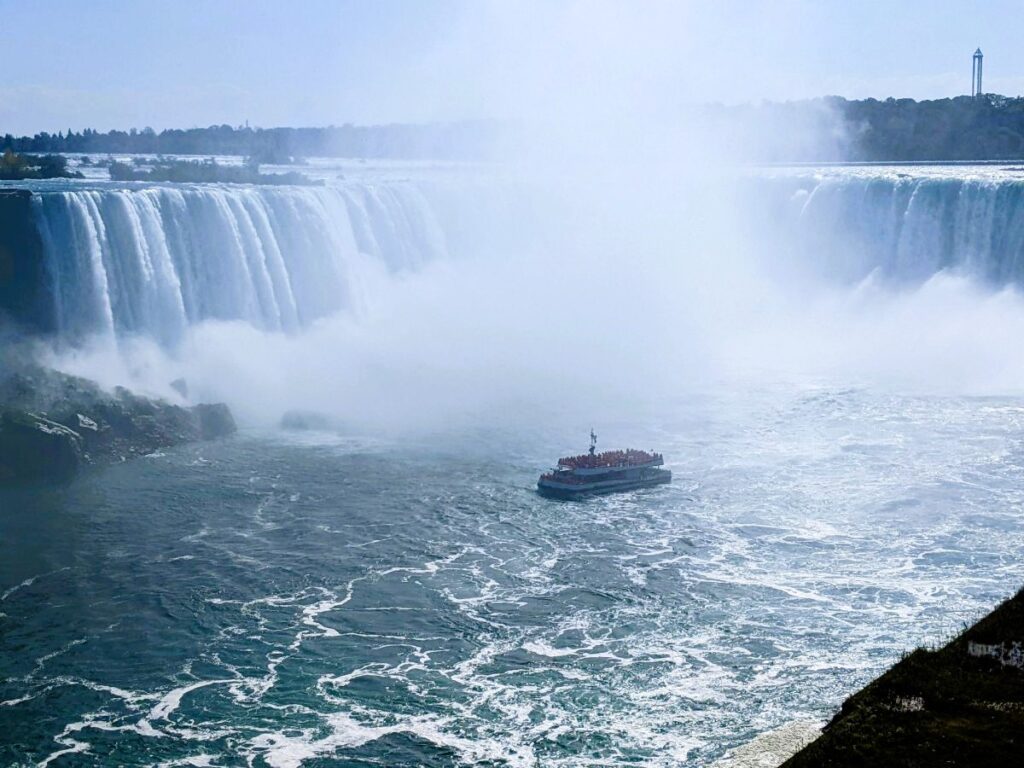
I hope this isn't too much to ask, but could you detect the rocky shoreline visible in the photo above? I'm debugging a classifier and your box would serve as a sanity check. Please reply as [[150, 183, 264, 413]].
[[779, 588, 1024, 766], [713, 721, 821, 768], [0, 364, 235, 486]]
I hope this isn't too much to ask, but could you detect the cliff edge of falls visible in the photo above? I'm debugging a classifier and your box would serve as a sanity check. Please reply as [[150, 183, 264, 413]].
[[0, 364, 236, 486]]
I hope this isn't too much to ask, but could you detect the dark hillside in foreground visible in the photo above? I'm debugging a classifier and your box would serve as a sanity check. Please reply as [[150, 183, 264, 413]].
[[782, 587, 1024, 767]]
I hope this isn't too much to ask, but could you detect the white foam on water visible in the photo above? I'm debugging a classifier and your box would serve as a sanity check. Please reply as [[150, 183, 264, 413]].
[[2, 576, 39, 602], [148, 679, 235, 721], [291, 591, 347, 649], [1, 692, 38, 707], [156, 756, 219, 767], [2, 567, 70, 602], [71, 678, 156, 704], [37, 721, 91, 767], [317, 664, 390, 690], [32, 638, 87, 675], [247, 711, 537, 768], [522, 640, 578, 658]]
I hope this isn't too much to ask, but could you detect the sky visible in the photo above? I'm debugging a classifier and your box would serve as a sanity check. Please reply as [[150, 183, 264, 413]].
[[3, 0, 1024, 135]]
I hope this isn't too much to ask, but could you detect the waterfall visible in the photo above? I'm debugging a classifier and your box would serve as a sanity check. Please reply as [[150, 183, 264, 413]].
[[764, 173, 1024, 286], [35, 171, 1024, 351], [31, 183, 453, 346]]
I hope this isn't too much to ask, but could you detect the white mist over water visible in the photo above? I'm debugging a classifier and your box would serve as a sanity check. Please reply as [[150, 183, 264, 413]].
[[41, 167, 1024, 429], [25, 5, 773, 424], [41, 169, 732, 428], [32, 4, 1024, 429]]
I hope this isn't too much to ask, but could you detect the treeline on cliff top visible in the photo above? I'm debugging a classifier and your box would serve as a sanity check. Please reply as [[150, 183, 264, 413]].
[[0, 121, 498, 161], [6, 96, 1024, 162], [711, 93, 1024, 162], [849, 93, 1024, 160]]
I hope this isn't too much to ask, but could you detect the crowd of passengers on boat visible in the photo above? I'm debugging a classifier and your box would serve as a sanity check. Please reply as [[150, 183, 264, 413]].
[[557, 449, 662, 470]]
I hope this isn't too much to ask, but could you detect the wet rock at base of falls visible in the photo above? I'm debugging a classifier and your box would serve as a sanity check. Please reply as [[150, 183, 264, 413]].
[[0, 410, 83, 485], [170, 378, 188, 399], [193, 403, 237, 440], [280, 409, 342, 431], [0, 365, 238, 487]]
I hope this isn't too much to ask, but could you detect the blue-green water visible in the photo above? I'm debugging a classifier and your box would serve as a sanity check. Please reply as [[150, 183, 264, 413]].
[[3, 388, 1024, 767]]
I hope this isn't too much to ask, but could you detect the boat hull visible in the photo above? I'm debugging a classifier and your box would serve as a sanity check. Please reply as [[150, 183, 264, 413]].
[[537, 469, 672, 499]]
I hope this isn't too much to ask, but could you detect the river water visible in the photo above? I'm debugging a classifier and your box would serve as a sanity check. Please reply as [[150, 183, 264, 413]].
[[3, 385, 1023, 766]]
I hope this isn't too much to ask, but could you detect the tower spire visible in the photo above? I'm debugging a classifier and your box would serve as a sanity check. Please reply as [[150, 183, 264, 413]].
[[973, 48, 984, 99]]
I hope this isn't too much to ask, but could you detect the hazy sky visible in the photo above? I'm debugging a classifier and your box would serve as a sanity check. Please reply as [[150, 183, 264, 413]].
[[2, 0, 1024, 135]]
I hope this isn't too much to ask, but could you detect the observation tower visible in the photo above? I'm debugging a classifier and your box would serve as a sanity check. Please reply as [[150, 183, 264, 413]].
[[972, 48, 984, 98]]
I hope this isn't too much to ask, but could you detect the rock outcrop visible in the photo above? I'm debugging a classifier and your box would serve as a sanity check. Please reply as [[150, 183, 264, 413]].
[[279, 409, 341, 431], [0, 365, 236, 486], [782, 587, 1024, 767], [193, 402, 237, 440]]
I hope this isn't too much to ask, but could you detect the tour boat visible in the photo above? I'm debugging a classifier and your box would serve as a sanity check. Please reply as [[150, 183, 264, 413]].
[[537, 431, 671, 499]]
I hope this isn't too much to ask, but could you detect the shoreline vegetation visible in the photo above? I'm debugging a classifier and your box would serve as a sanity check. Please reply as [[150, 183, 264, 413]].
[[108, 158, 321, 186], [710, 93, 1024, 162], [0, 150, 82, 181], [6, 96, 1024, 162], [0, 121, 497, 161]]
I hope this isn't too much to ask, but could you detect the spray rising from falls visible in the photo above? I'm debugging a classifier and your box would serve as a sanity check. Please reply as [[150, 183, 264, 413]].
[[31, 183, 453, 346], [25, 167, 1024, 414]]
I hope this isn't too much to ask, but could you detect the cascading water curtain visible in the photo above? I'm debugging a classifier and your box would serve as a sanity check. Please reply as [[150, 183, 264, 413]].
[[32, 183, 452, 347]]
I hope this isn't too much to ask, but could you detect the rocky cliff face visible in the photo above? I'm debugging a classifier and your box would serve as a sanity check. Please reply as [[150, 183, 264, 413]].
[[782, 587, 1024, 767], [0, 366, 236, 486]]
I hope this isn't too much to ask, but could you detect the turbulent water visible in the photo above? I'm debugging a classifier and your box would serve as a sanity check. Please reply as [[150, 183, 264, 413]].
[[3, 391, 1024, 766], [5, 163, 1024, 766]]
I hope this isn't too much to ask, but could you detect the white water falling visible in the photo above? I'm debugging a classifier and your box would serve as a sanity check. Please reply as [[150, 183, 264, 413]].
[[32, 183, 455, 346], [759, 171, 1024, 286]]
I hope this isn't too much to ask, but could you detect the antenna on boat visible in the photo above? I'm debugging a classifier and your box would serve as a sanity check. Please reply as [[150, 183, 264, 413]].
[[589, 428, 597, 456]]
